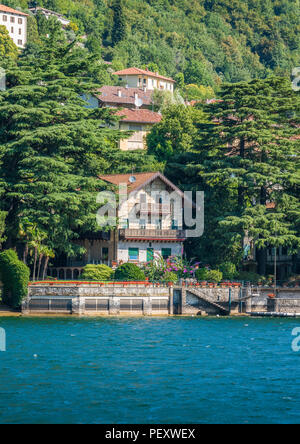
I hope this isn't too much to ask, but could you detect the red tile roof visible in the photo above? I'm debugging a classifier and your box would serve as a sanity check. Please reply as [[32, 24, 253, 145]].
[[95, 86, 153, 106], [99, 172, 185, 198], [113, 67, 175, 83], [116, 108, 162, 124], [99, 172, 158, 193], [0, 4, 28, 15]]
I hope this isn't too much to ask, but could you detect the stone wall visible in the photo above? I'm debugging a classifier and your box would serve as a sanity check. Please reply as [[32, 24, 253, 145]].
[[24, 284, 171, 316]]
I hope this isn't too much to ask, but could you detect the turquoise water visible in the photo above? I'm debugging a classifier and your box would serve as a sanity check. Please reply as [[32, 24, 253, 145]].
[[0, 316, 299, 424]]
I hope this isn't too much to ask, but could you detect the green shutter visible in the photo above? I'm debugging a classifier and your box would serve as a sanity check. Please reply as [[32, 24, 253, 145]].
[[129, 248, 139, 260], [162, 248, 172, 259]]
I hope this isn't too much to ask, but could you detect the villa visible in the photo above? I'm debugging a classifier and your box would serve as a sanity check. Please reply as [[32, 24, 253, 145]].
[[50, 172, 188, 278], [112, 67, 175, 92], [0, 4, 28, 48]]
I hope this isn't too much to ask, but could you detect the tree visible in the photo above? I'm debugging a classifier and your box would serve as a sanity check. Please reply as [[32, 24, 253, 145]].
[[0, 33, 159, 264], [0, 38, 124, 262], [179, 77, 300, 272], [0, 25, 18, 60], [147, 105, 207, 162], [111, 0, 126, 46]]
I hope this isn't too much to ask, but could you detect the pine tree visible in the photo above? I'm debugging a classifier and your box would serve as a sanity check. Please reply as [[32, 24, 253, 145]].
[[181, 77, 300, 273], [0, 37, 125, 259]]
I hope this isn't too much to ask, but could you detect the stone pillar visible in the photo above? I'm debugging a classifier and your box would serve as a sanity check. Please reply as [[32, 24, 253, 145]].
[[181, 286, 186, 314], [143, 297, 152, 316], [21, 299, 30, 314], [72, 297, 85, 315], [109, 297, 120, 315], [169, 286, 174, 315]]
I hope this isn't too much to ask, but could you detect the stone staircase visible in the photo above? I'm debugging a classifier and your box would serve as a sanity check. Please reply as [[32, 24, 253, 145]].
[[186, 287, 230, 315]]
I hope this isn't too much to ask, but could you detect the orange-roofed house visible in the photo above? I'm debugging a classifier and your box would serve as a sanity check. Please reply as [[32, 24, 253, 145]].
[[0, 4, 28, 48], [49, 172, 187, 275], [115, 108, 162, 150], [112, 67, 175, 92]]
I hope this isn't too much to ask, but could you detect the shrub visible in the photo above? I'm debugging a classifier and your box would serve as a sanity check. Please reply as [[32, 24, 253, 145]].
[[206, 269, 223, 283], [162, 271, 178, 283], [81, 264, 114, 281], [195, 268, 209, 281], [0, 249, 30, 308], [115, 263, 145, 281], [237, 271, 262, 284], [218, 262, 238, 280]]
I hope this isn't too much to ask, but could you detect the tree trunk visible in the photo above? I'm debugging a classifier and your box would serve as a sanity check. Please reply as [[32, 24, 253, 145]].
[[37, 253, 43, 281], [23, 243, 28, 265], [42, 256, 49, 281], [257, 247, 267, 276], [32, 247, 38, 281]]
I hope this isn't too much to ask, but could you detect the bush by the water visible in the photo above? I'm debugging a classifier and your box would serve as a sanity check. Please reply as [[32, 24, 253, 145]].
[[195, 268, 223, 283], [81, 264, 114, 281], [115, 263, 145, 281], [0, 249, 30, 308]]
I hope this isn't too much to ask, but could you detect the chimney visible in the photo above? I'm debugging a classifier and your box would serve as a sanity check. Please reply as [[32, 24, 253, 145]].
[[118, 89, 122, 97]]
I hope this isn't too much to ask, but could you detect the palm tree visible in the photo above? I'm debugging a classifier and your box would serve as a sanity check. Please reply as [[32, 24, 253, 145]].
[[42, 247, 55, 281]]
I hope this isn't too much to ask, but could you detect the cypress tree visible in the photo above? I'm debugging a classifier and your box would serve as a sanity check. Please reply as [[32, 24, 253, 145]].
[[111, 0, 126, 46]]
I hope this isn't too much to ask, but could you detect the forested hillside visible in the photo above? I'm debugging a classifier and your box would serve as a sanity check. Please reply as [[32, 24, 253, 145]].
[[4, 0, 300, 89]]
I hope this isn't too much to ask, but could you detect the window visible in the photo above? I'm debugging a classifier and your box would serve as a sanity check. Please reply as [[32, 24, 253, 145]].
[[18, 40, 22, 45], [129, 248, 139, 261], [172, 220, 178, 230], [19, 28, 22, 35], [11, 27, 14, 33], [282, 247, 288, 256], [102, 247, 109, 261], [156, 195, 163, 204], [18, 18, 22, 24], [3, 15, 7, 22], [155, 219, 162, 229], [140, 194, 146, 204], [129, 124, 143, 131], [121, 219, 129, 229], [162, 248, 172, 260], [10, 16, 15, 23], [139, 219, 146, 229]]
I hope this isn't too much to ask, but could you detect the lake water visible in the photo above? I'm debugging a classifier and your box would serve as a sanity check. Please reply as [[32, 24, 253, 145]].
[[0, 316, 299, 424]]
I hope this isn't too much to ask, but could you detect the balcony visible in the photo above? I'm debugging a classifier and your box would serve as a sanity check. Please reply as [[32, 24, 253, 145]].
[[119, 228, 186, 241]]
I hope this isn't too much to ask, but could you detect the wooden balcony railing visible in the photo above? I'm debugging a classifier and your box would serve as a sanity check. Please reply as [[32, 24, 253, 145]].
[[119, 228, 186, 240]]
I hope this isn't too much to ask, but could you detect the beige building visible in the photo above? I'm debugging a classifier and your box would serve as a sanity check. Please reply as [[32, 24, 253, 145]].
[[0, 4, 28, 48], [113, 67, 175, 92], [69, 172, 187, 267], [116, 108, 162, 150]]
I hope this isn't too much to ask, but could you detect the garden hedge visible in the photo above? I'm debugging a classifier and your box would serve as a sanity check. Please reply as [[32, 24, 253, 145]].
[[114, 263, 145, 281], [81, 264, 114, 281], [0, 249, 30, 308]]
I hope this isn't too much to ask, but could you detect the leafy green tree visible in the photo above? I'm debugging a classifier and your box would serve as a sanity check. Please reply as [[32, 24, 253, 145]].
[[147, 105, 206, 162], [0, 25, 18, 60]]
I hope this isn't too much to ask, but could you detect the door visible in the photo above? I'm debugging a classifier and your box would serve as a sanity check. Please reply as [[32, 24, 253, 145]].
[[147, 248, 154, 262]]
